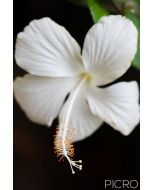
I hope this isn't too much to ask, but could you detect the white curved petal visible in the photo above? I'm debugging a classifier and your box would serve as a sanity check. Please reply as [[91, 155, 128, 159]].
[[59, 85, 103, 142], [15, 18, 84, 77], [82, 15, 138, 85], [14, 75, 79, 126], [87, 82, 139, 135]]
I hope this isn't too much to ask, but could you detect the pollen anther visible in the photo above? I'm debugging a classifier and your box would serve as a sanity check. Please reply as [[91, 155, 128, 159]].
[[54, 125, 82, 174]]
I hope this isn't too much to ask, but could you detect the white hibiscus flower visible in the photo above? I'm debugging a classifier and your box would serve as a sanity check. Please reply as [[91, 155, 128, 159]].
[[14, 15, 139, 174]]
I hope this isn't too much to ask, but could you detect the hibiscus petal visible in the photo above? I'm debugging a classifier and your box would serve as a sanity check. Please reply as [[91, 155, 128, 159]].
[[15, 18, 84, 77], [14, 75, 79, 126], [82, 15, 138, 86], [59, 85, 103, 142], [87, 82, 139, 135]]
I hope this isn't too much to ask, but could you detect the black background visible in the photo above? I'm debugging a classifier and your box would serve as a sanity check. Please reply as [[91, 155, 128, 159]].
[[14, 0, 140, 189]]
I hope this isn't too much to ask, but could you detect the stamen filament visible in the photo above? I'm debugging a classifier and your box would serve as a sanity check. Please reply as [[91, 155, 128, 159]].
[[54, 77, 87, 174]]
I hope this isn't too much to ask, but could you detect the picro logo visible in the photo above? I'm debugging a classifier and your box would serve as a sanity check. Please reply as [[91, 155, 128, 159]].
[[105, 180, 138, 189]]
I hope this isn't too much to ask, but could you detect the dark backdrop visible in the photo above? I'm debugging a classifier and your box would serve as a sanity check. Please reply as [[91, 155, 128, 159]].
[[14, 0, 140, 189]]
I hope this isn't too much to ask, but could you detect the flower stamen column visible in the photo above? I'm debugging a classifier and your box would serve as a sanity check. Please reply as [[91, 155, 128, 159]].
[[54, 73, 92, 174]]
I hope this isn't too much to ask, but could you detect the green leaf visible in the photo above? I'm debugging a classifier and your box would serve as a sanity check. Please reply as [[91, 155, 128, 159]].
[[114, 0, 140, 3], [135, 0, 140, 3], [125, 12, 140, 69], [87, 0, 109, 23]]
